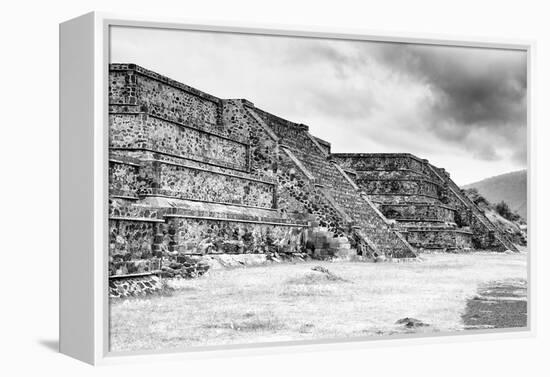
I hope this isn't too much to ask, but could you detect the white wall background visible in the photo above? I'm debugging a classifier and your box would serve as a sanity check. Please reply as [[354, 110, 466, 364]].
[[1, 0, 548, 375]]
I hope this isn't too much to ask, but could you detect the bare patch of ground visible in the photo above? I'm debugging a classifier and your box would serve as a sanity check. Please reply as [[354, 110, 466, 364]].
[[109, 252, 527, 352], [462, 279, 527, 329]]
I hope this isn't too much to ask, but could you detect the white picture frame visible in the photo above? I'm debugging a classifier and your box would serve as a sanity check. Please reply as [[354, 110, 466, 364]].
[[59, 11, 536, 365]]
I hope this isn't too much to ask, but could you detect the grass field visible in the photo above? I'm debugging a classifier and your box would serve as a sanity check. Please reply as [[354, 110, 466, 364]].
[[109, 252, 528, 352]]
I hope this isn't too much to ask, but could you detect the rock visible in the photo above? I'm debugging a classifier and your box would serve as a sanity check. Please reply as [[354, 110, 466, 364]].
[[109, 275, 163, 299], [169, 262, 183, 270], [160, 271, 175, 278], [212, 254, 242, 268], [310, 265, 348, 282], [374, 254, 387, 263], [395, 317, 429, 328], [202, 256, 224, 270], [243, 254, 267, 265], [311, 265, 330, 274]]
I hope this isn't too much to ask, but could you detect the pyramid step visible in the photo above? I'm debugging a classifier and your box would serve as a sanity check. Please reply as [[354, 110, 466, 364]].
[[379, 202, 456, 223], [396, 220, 456, 229], [307, 228, 353, 258], [404, 228, 473, 251]]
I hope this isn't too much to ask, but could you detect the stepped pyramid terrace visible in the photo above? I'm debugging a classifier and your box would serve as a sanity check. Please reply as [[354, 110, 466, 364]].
[[108, 63, 518, 285]]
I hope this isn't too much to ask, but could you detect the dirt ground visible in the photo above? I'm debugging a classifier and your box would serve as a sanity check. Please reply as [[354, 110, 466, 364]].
[[109, 251, 528, 353], [462, 279, 527, 329]]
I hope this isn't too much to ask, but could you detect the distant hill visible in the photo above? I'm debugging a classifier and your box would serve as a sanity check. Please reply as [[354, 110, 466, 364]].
[[462, 169, 527, 220]]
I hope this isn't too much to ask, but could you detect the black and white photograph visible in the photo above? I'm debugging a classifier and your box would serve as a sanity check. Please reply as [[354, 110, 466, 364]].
[[106, 25, 529, 354]]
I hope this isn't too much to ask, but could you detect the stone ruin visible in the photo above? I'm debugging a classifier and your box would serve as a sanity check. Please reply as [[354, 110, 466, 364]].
[[108, 63, 518, 294]]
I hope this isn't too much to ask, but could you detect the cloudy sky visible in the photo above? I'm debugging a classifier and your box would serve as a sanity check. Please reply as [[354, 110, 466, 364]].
[[110, 26, 527, 185]]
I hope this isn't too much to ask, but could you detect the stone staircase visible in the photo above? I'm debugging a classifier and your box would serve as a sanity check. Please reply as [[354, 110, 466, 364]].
[[286, 146, 415, 258], [247, 107, 416, 259], [307, 228, 354, 259], [276, 146, 362, 259]]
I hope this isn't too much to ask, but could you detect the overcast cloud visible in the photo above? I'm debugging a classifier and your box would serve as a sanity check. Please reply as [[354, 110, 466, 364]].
[[110, 27, 527, 185]]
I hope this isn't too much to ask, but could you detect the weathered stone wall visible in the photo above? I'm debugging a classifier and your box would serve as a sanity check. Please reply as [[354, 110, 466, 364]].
[[109, 219, 160, 275], [220, 99, 255, 142], [108, 199, 168, 276], [222, 100, 279, 181], [109, 219, 156, 258], [110, 64, 222, 135], [110, 113, 249, 171], [252, 107, 314, 152], [109, 158, 140, 198], [379, 203, 456, 223], [356, 169, 427, 180], [110, 275, 164, 299], [149, 162, 275, 208], [108, 202, 307, 277], [357, 178, 440, 197], [368, 194, 442, 205], [109, 150, 279, 210], [405, 229, 473, 250], [335, 153, 427, 174], [109, 113, 148, 149], [137, 75, 219, 129], [109, 69, 137, 105], [166, 217, 305, 255], [145, 115, 248, 170]]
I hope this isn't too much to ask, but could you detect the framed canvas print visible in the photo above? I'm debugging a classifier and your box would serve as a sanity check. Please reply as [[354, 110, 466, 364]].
[[59, 12, 534, 365]]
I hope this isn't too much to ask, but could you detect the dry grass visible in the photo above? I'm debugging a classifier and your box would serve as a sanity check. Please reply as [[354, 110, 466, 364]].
[[203, 317, 285, 332], [109, 252, 527, 352]]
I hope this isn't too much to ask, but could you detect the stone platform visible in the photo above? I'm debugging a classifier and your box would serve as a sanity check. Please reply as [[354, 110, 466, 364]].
[[107, 63, 517, 283], [332, 153, 516, 252]]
